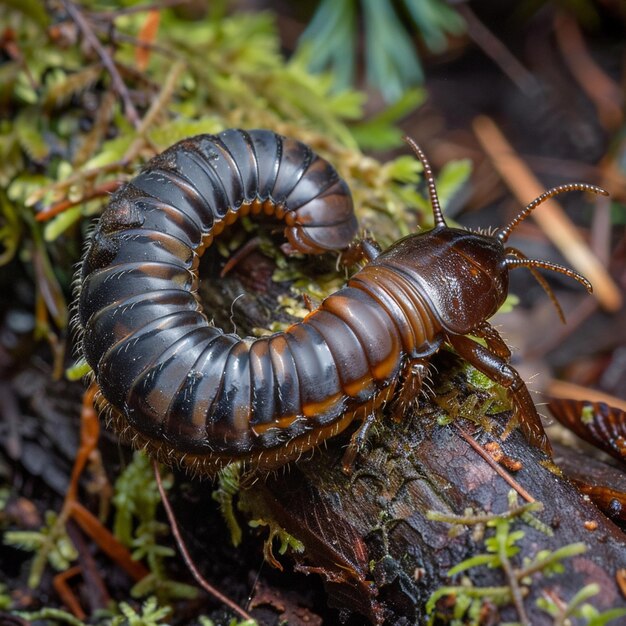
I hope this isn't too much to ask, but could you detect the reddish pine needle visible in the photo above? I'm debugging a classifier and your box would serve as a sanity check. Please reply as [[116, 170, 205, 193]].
[[152, 461, 255, 622]]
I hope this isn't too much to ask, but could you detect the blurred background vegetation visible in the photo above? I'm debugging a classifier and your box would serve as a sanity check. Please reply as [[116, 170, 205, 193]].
[[0, 0, 625, 624]]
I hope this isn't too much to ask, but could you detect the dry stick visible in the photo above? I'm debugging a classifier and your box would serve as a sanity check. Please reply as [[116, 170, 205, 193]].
[[73, 90, 118, 168], [136, 60, 185, 136], [66, 520, 112, 612], [457, 4, 538, 96], [473, 115, 622, 312], [522, 154, 626, 201], [590, 193, 612, 267], [554, 11, 623, 131], [454, 424, 536, 504], [152, 461, 255, 622], [69, 501, 149, 581], [108, 30, 175, 57], [35, 60, 184, 220], [61, 0, 140, 129], [52, 566, 85, 620], [113, 59, 186, 169]]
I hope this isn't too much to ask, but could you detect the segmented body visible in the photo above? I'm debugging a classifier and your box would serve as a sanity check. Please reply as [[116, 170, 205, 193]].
[[78, 128, 603, 473], [77, 129, 397, 473]]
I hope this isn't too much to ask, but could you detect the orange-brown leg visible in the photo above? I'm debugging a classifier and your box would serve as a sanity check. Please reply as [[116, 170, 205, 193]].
[[342, 358, 428, 473], [64, 383, 100, 512], [473, 321, 511, 360], [60, 385, 148, 581], [448, 334, 552, 455], [342, 411, 378, 474]]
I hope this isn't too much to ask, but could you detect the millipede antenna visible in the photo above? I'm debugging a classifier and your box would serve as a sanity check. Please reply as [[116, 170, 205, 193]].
[[505, 257, 593, 294], [496, 183, 608, 243], [404, 136, 447, 227]]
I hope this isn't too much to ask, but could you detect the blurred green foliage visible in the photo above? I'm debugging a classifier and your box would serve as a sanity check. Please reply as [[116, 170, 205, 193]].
[[298, 0, 465, 102], [112, 453, 198, 602], [425, 492, 626, 626]]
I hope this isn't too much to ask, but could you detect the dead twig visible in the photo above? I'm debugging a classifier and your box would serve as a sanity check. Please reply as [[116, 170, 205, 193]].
[[69, 501, 149, 582], [457, 5, 538, 96], [52, 566, 85, 619], [454, 423, 536, 504], [36, 180, 122, 222], [554, 11, 623, 131], [61, 0, 141, 128], [153, 461, 255, 622]]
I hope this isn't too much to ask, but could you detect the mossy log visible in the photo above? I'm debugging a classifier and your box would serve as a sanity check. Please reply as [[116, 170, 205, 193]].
[[203, 243, 626, 625]]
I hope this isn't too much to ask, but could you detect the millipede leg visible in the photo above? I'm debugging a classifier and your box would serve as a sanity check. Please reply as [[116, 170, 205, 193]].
[[220, 236, 262, 277], [342, 412, 378, 474], [448, 334, 552, 455], [339, 236, 382, 267], [390, 358, 429, 421], [302, 293, 318, 312], [474, 321, 511, 361]]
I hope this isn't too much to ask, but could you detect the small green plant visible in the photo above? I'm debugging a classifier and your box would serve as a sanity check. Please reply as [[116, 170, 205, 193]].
[[110, 597, 171, 626], [3, 509, 78, 588], [112, 453, 197, 601], [537, 583, 626, 626], [14, 607, 87, 626], [212, 462, 244, 547], [236, 489, 304, 571], [246, 515, 305, 570], [426, 492, 625, 625], [427, 516, 590, 625]]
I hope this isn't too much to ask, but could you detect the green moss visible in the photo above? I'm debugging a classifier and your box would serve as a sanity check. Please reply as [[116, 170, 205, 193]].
[[112, 453, 197, 602], [426, 492, 623, 625]]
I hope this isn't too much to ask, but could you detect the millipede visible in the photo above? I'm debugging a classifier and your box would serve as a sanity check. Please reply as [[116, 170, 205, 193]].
[[75, 128, 608, 475]]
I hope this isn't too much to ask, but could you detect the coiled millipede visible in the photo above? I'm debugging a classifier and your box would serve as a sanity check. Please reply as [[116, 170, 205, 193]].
[[75, 129, 607, 474]]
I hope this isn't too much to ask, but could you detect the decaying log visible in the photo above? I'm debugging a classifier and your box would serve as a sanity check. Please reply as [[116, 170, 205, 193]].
[[202, 243, 626, 625], [255, 402, 626, 624]]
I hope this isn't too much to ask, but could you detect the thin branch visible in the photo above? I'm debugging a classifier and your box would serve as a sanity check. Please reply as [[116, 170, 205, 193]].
[[36, 180, 122, 222], [61, 0, 141, 128], [153, 461, 255, 622], [136, 60, 185, 135], [457, 4, 538, 96], [554, 11, 623, 130], [498, 534, 530, 626], [473, 114, 622, 312], [455, 424, 536, 504], [427, 501, 542, 526]]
